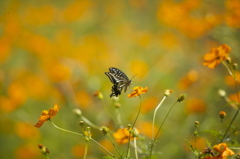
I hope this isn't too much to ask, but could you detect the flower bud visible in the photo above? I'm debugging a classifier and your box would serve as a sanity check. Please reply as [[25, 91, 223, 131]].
[[84, 127, 92, 139], [219, 111, 226, 119], [226, 57, 231, 64], [194, 121, 200, 128], [233, 63, 238, 70], [127, 124, 132, 130], [177, 94, 187, 103], [164, 89, 173, 97], [93, 91, 103, 99], [73, 108, 82, 117], [100, 126, 109, 135], [79, 121, 84, 127], [218, 89, 226, 97], [132, 128, 139, 137], [38, 144, 50, 155]]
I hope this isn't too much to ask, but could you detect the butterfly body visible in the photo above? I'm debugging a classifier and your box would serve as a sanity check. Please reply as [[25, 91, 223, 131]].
[[110, 84, 122, 97], [105, 67, 131, 97]]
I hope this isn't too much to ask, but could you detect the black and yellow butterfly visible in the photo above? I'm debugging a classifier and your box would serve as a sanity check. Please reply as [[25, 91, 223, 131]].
[[105, 67, 132, 97]]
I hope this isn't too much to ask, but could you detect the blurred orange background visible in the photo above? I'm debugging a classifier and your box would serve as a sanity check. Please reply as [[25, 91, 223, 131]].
[[1, 0, 240, 158]]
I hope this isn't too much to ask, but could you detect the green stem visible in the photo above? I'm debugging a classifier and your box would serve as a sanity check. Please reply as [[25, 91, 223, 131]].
[[101, 99, 117, 125], [152, 95, 167, 138], [194, 127, 198, 149], [50, 121, 115, 158], [81, 115, 100, 130], [220, 80, 240, 143], [134, 137, 138, 159], [90, 138, 116, 158], [126, 96, 142, 158], [107, 134, 122, 157], [50, 120, 84, 137], [149, 101, 178, 158], [115, 107, 124, 128], [83, 142, 88, 159], [222, 61, 233, 77], [45, 154, 50, 159], [132, 96, 142, 128]]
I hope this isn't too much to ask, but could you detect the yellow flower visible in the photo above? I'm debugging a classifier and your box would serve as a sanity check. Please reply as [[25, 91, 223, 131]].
[[113, 128, 135, 144], [213, 143, 234, 159], [84, 130, 92, 137], [128, 86, 148, 98], [203, 44, 231, 69], [34, 105, 60, 128]]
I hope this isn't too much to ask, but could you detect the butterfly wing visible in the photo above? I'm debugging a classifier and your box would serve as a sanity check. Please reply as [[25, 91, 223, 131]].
[[109, 67, 130, 81], [105, 72, 117, 84], [106, 67, 132, 97], [120, 80, 131, 92], [106, 72, 128, 83]]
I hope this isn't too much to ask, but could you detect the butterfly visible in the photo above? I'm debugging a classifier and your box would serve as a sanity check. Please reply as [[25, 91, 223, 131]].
[[105, 67, 132, 97]]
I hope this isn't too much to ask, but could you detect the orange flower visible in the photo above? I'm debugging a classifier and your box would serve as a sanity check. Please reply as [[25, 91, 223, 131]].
[[203, 44, 231, 69], [213, 143, 234, 159], [128, 86, 148, 98], [34, 105, 60, 128], [113, 128, 135, 144], [201, 143, 234, 159]]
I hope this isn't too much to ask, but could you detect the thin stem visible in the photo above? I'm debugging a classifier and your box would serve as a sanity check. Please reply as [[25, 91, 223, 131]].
[[90, 138, 116, 158], [132, 96, 142, 128], [195, 135, 196, 149], [234, 79, 240, 107], [50, 120, 84, 137], [83, 142, 88, 159], [115, 107, 124, 128], [50, 121, 115, 158], [134, 137, 138, 159], [107, 133, 122, 157], [81, 115, 100, 130], [223, 96, 238, 109], [149, 101, 178, 158], [152, 95, 167, 138], [101, 99, 117, 125], [220, 81, 240, 143], [126, 96, 142, 158], [222, 61, 233, 77]]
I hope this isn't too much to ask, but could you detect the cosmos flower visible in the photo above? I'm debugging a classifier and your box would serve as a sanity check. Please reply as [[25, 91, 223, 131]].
[[213, 143, 234, 159], [113, 128, 135, 144], [34, 105, 60, 128], [203, 44, 231, 69], [201, 143, 234, 159], [128, 86, 148, 98]]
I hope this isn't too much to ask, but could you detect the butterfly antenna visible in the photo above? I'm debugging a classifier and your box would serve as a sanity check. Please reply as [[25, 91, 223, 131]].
[[130, 73, 137, 80], [129, 73, 137, 86]]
